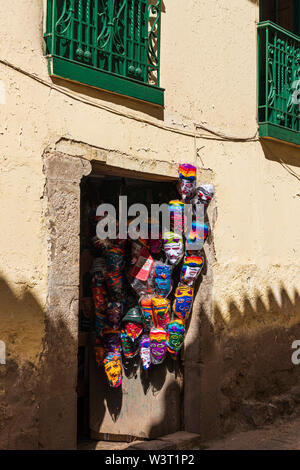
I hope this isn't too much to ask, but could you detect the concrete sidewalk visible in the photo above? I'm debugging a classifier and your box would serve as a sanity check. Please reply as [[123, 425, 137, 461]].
[[205, 417, 300, 450]]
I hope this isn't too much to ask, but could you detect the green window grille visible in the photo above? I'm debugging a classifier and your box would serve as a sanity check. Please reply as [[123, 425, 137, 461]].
[[258, 2, 300, 145], [44, 0, 164, 105]]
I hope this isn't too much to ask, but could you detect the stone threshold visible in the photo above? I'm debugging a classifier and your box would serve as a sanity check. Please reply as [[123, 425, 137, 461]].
[[78, 432, 203, 451]]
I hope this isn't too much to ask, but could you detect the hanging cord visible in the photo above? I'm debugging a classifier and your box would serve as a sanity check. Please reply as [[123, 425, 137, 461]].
[[0, 57, 259, 143]]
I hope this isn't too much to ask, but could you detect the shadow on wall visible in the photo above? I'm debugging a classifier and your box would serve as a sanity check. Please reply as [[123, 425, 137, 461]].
[[185, 282, 300, 441], [0, 276, 43, 450], [0, 275, 79, 450], [261, 139, 300, 170]]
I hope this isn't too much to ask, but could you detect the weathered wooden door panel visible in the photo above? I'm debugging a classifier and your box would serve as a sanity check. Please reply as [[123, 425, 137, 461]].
[[89, 342, 182, 439]]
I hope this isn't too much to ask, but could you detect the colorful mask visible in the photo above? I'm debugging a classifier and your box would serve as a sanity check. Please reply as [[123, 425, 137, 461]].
[[121, 330, 140, 359], [103, 352, 122, 388], [106, 246, 125, 272], [140, 334, 151, 370], [94, 338, 105, 367], [102, 330, 122, 354], [185, 221, 210, 253], [180, 255, 204, 286], [125, 322, 143, 341], [168, 200, 185, 233], [150, 328, 167, 365], [167, 320, 185, 357], [196, 184, 215, 208], [154, 264, 172, 298], [140, 298, 154, 330], [106, 302, 123, 330], [122, 307, 144, 340], [152, 297, 171, 330], [173, 286, 194, 323], [163, 232, 184, 266], [179, 164, 197, 202]]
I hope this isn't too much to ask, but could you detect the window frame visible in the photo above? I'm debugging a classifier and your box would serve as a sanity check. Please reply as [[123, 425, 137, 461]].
[[44, 0, 165, 107], [258, 0, 300, 146]]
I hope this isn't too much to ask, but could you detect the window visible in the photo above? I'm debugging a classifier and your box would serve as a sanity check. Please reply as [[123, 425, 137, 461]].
[[258, 0, 300, 146], [44, 0, 164, 106]]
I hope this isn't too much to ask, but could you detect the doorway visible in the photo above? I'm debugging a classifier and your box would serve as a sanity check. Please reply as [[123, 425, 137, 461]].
[[77, 165, 183, 442]]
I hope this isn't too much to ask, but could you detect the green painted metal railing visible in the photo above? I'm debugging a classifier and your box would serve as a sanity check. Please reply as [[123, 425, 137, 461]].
[[45, 0, 162, 87], [258, 21, 300, 145]]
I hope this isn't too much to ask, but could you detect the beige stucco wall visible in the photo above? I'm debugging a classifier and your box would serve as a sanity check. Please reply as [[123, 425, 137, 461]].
[[0, 0, 299, 447]]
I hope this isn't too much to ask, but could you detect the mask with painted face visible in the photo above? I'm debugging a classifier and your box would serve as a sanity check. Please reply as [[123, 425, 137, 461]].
[[122, 307, 144, 341], [140, 334, 151, 370], [179, 164, 197, 202], [152, 297, 171, 330], [193, 184, 215, 210], [121, 330, 140, 359], [103, 352, 122, 388], [167, 319, 185, 357], [173, 286, 194, 323], [163, 232, 184, 266], [180, 255, 204, 287], [154, 263, 172, 298], [106, 302, 124, 330], [140, 297, 154, 330], [150, 328, 167, 365]]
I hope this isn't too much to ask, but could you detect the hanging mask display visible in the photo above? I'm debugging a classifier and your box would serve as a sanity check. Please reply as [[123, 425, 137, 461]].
[[121, 330, 140, 359], [140, 334, 151, 370], [122, 307, 144, 341], [185, 221, 210, 254], [90, 162, 214, 379], [152, 297, 171, 330], [168, 200, 185, 234], [153, 263, 172, 298], [150, 328, 167, 365], [140, 297, 154, 330], [103, 352, 123, 389], [163, 231, 184, 266], [173, 285, 194, 323], [167, 319, 185, 357], [179, 164, 197, 202], [106, 302, 124, 330], [180, 255, 204, 287]]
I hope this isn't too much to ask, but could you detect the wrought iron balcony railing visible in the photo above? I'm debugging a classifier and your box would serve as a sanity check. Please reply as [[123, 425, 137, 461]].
[[258, 21, 300, 146], [44, 0, 164, 105]]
